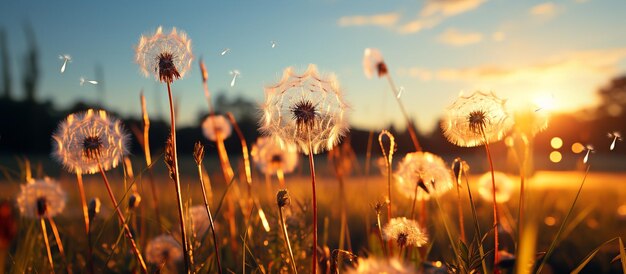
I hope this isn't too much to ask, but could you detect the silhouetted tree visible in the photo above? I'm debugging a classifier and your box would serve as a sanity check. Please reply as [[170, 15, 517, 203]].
[[597, 75, 626, 118], [22, 24, 39, 102], [0, 28, 11, 99]]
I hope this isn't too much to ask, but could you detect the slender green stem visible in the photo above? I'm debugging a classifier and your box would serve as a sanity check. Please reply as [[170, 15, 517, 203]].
[[464, 170, 488, 274], [166, 81, 191, 273], [535, 165, 591, 274], [433, 195, 461, 263], [481, 130, 500, 270], [196, 164, 222, 274], [279, 206, 298, 273], [97, 162, 148, 273]]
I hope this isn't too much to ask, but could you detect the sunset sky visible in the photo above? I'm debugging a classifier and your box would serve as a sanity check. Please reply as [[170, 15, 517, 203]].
[[1, 0, 626, 133]]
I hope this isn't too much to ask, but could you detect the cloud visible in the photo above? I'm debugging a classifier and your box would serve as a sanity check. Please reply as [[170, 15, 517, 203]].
[[421, 0, 487, 17], [437, 28, 483, 46], [530, 2, 558, 17], [337, 12, 401, 28], [338, 0, 488, 34], [491, 31, 505, 42]]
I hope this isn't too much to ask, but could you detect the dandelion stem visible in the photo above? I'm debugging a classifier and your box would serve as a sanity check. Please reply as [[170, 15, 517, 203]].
[[196, 163, 223, 274], [140, 92, 162, 232], [278, 201, 298, 273], [40, 218, 55, 274], [384, 74, 421, 152], [515, 135, 529, 249], [378, 130, 395, 256], [47, 217, 72, 274], [463, 169, 488, 274], [307, 133, 319, 274], [97, 162, 148, 273], [455, 176, 466, 243], [481, 129, 500, 272], [165, 81, 191, 273], [75, 172, 94, 274], [375, 208, 387, 258]]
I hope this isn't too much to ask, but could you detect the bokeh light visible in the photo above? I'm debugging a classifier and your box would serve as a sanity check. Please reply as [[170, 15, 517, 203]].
[[571, 142, 585, 154], [550, 151, 562, 163], [551, 137, 563, 149], [544, 216, 557, 226]]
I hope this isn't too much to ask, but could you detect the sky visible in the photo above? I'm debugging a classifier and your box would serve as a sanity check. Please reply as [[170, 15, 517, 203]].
[[1, 0, 626, 133]]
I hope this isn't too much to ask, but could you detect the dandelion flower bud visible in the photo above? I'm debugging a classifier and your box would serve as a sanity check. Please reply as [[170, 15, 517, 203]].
[[164, 137, 176, 181], [88, 197, 101, 221], [193, 141, 205, 165], [277, 189, 290, 208], [129, 193, 142, 210]]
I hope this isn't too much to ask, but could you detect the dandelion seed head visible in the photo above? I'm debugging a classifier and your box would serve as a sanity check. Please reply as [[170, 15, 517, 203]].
[[477, 171, 514, 203], [362, 48, 387, 78], [514, 104, 549, 136], [146, 234, 183, 265], [52, 109, 129, 174], [260, 64, 349, 155], [135, 26, 193, 83], [441, 91, 513, 147], [16, 178, 66, 218], [383, 217, 428, 248], [190, 205, 210, 238], [250, 136, 298, 175], [201, 115, 232, 141], [395, 152, 454, 201], [347, 257, 417, 274]]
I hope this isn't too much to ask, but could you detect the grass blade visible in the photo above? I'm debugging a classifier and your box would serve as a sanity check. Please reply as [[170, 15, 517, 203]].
[[570, 237, 618, 274]]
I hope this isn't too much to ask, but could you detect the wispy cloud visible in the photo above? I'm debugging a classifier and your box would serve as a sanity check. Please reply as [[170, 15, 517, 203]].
[[337, 12, 401, 28], [399, 48, 626, 110], [421, 0, 487, 17], [437, 28, 483, 46], [338, 0, 488, 34], [530, 2, 559, 18]]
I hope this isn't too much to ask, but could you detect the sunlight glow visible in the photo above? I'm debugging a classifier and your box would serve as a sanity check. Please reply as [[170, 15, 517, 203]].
[[550, 137, 563, 149]]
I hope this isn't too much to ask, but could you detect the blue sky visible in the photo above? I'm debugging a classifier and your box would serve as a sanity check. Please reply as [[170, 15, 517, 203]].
[[1, 0, 626, 132]]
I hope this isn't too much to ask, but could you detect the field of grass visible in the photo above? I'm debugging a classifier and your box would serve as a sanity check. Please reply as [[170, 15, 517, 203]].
[[1, 154, 626, 273]]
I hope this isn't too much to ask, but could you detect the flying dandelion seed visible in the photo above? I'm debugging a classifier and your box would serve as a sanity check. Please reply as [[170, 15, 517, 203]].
[[397, 86, 404, 99], [79, 77, 98, 86], [394, 152, 454, 201], [583, 145, 594, 164], [220, 48, 230, 56], [260, 64, 349, 155], [59, 54, 71, 73], [16, 178, 66, 218], [608, 132, 621, 150], [51, 109, 129, 174], [229, 70, 240, 87], [271, 40, 277, 48]]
